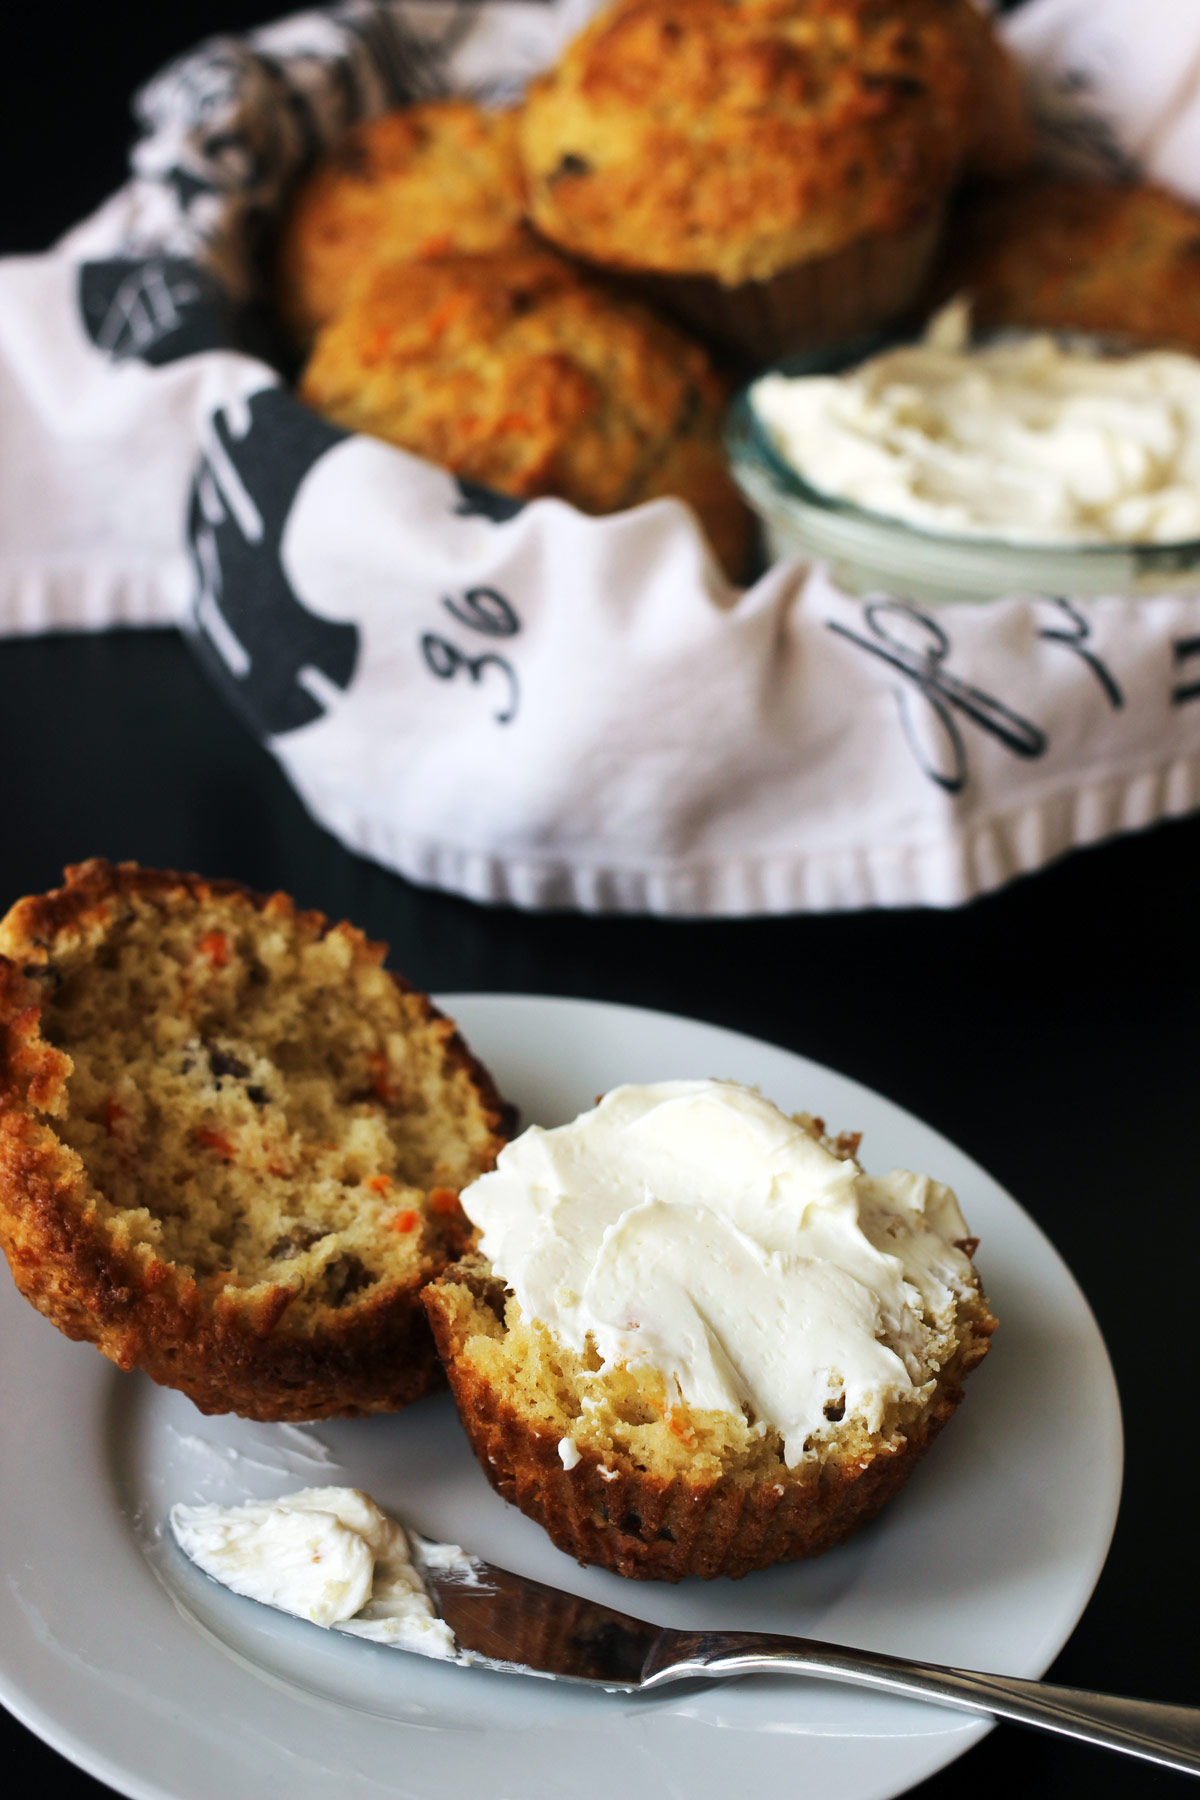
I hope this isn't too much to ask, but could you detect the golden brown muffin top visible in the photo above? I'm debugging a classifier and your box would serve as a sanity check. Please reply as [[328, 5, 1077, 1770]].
[[298, 245, 750, 570], [933, 177, 1200, 354], [519, 0, 1030, 287], [276, 98, 528, 342]]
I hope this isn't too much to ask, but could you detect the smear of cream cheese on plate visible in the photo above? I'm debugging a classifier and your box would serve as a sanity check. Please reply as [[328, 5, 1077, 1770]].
[[170, 1486, 472, 1659]]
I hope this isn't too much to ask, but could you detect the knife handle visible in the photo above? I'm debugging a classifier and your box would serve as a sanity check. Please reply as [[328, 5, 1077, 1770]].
[[640, 1629, 1200, 1778]]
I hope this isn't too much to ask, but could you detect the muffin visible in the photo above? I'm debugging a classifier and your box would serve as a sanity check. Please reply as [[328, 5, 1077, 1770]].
[[931, 177, 1200, 354], [0, 860, 512, 1421], [424, 1080, 996, 1582], [299, 245, 755, 579], [518, 0, 1030, 362], [276, 99, 528, 344]]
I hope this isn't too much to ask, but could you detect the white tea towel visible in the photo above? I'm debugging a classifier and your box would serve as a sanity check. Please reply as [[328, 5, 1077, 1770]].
[[2, 0, 1200, 915], [1003, 0, 1200, 194]]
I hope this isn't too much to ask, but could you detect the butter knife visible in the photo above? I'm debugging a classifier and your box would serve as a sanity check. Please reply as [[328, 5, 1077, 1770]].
[[413, 1543, 1200, 1779]]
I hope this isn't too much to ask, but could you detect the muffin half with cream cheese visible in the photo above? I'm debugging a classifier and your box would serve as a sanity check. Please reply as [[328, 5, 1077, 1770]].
[[423, 1080, 995, 1581]]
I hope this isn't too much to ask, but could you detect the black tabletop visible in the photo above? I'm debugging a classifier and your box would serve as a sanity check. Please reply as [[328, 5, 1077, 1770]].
[[2, 7, 1197, 1799]]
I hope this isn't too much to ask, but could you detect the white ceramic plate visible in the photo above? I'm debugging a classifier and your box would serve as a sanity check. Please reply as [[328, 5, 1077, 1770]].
[[0, 994, 1122, 1800]]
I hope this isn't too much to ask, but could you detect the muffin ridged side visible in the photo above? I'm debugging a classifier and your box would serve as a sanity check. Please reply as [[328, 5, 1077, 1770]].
[[424, 1257, 997, 1581]]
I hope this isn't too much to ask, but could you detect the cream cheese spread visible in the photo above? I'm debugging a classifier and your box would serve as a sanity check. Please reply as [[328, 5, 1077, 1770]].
[[460, 1080, 980, 1468], [751, 301, 1200, 546], [170, 1486, 469, 1658]]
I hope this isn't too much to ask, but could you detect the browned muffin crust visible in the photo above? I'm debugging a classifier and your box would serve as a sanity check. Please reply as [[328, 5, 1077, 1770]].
[[519, 0, 1028, 288], [931, 177, 1200, 353], [424, 1253, 996, 1582], [299, 245, 754, 578], [942, 0, 1032, 182], [0, 861, 513, 1421], [276, 99, 529, 343]]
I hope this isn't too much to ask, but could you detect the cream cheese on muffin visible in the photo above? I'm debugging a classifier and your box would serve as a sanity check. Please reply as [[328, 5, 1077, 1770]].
[[459, 1080, 980, 1468], [752, 301, 1200, 545], [171, 1486, 467, 1657]]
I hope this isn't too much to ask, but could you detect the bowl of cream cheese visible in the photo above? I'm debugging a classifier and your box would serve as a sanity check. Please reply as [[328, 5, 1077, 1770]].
[[728, 301, 1200, 603]]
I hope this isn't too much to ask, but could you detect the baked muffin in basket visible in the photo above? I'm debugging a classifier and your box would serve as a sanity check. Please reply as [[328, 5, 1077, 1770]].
[[299, 244, 754, 578], [276, 99, 528, 344], [518, 0, 1030, 363], [0, 861, 512, 1421], [424, 1080, 996, 1582], [931, 177, 1200, 354]]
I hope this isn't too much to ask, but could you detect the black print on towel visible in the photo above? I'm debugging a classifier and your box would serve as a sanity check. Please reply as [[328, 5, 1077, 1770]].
[[1038, 597, 1124, 710], [79, 259, 235, 366], [453, 477, 527, 524], [1030, 65, 1137, 183], [828, 600, 1047, 794], [1171, 635, 1200, 705], [119, 6, 513, 308], [187, 386, 360, 736], [420, 587, 521, 725]]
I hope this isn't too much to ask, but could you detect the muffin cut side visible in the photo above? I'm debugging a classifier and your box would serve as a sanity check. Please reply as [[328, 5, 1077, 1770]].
[[0, 861, 512, 1418], [36, 914, 477, 1313]]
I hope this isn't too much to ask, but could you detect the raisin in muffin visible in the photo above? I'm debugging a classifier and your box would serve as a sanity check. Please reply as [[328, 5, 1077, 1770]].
[[276, 99, 528, 344], [518, 0, 1030, 362], [0, 861, 512, 1420], [424, 1081, 995, 1581], [299, 245, 754, 579], [931, 177, 1200, 354]]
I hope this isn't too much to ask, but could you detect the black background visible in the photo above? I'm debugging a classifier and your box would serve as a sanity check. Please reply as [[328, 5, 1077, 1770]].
[[1, 5, 1197, 1797]]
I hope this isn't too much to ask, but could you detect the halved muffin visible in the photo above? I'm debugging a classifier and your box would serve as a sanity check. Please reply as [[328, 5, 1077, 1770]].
[[424, 1081, 996, 1581], [0, 861, 512, 1420]]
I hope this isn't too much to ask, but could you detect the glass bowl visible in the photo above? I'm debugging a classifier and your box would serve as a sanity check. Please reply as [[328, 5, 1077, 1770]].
[[726, 338, 1200, 604]]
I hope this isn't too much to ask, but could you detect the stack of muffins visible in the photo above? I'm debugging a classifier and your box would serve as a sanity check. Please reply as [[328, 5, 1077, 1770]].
[[277, 0, 1030, 581]]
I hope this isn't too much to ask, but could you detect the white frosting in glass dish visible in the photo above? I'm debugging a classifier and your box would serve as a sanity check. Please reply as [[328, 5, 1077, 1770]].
[[751, 302, 1200, 547], [459, 1080, 981, 1468]]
